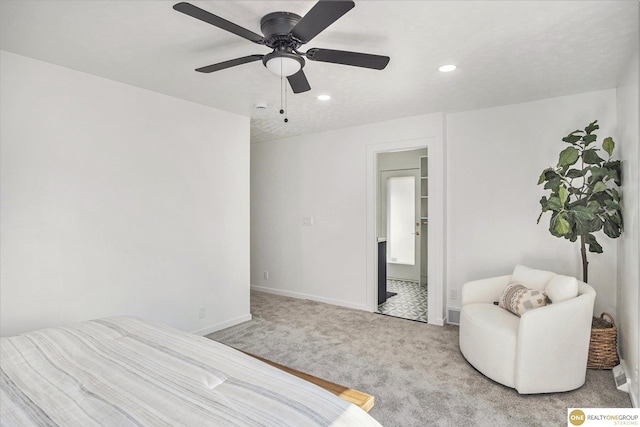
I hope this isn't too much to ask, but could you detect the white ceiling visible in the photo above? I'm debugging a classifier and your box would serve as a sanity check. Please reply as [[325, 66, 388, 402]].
[[1, 1, 637, 143]]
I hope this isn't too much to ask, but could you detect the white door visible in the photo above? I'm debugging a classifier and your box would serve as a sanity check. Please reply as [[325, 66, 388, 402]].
[[380, 169, 421, 282]]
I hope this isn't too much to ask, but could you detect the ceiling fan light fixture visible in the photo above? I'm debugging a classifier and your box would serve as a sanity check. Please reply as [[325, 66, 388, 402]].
[[263, 51, 305, 77]]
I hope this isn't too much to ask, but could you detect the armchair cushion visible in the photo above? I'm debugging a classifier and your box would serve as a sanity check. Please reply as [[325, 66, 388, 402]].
[[459, 303, 519, 388], [545, 275, 579, 303], [498, 283, 548, 316], [511, 264, 556, 290]]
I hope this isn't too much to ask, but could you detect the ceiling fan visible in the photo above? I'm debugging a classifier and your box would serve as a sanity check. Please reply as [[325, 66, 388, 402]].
[[173, 1, 390, 94]]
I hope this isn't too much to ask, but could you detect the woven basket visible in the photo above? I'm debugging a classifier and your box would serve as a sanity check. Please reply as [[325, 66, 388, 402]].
[[587, 312, 619, 369]]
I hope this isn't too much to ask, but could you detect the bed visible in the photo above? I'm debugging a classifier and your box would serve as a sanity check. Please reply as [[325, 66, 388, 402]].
[[0, 316, 382, 426]]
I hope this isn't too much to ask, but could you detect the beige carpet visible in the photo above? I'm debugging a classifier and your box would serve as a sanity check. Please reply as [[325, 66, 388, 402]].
[[207, 291, 632, 427]]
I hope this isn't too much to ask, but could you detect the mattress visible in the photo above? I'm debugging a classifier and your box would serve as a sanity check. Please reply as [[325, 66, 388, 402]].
[[0, 316, 382, 426]]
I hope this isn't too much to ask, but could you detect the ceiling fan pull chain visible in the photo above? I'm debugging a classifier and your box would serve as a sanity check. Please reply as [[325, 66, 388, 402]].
[[284, 83, 289, 123], [279, 63, 285, 117]]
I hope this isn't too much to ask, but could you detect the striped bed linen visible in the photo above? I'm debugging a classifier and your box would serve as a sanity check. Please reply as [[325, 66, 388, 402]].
[[0, 316, 382, 426]]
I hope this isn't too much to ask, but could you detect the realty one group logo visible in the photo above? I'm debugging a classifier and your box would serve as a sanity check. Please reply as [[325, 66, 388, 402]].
[[569, 408, 640, 426]]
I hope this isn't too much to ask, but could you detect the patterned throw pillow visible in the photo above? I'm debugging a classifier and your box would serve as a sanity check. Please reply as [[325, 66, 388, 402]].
[[498, 282, 548, 317]]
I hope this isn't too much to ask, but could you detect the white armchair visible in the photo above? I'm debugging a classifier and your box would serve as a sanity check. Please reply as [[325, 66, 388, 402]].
[[459, 265, 596, 394]]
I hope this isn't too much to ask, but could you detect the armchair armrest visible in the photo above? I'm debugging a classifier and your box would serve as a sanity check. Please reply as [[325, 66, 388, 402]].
[[461, 275, 511, 306], [514, 282, 596, 393]]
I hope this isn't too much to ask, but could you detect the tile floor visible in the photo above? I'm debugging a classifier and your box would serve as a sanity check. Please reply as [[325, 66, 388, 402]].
[[376, 279, 428, 323]]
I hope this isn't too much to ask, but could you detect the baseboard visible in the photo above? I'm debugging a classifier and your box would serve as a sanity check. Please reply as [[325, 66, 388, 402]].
[[430, 318, 445, 326], [190, 313, 252, 336], [251, 285, 370, 312]]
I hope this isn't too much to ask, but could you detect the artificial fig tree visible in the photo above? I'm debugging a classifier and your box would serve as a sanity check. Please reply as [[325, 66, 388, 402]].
[[537, 120, 622, 283]]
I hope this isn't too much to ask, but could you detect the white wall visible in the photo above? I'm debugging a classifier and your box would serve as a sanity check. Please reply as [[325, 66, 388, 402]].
[[616, 48, 639, 407], [0, 51, 251, 337], [252, 91, 623, 325], [250, 114, 444, 314], [446, 89, 619, 316]]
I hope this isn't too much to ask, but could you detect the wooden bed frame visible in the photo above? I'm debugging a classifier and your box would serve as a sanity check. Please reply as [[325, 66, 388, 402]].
[[239, 350, 375, 412]]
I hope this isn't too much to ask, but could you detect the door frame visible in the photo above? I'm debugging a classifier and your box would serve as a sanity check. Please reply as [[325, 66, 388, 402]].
[[366, 135, 445, 325]]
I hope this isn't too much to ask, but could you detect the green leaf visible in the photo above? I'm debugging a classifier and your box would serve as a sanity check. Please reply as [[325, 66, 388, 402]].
[[589, 192, 613, 210], [608, 210, 623, 226], [602, 137, 615, 157], [585, 121, 599, 134], [592, 181, 607, 194], [571, 206, 596, 236], [605, 199, 622, 212], [538, 168, 556, 185], [574, 221, 590, 237], [537, 171, 545, 185], [586, 234, 603, 253], [544, 177, 562, 192], [587, 217, 603, 233], [558, 146, 580, 167], [603, 217, 622, 238], [546, 195, 563, 211], [559, 186, 568, 206], [566, 168, 587, 179], [588, 167, 607, 183], [541, 168, 561, 181], [554, 212, 571, 235], [611, 188, 620, 201], [570, 205, 596, 221], [604, 160, 621, 186], [583, 134, 597, 146], [562, 132, 583, 144], [583, 149, 604, 165]]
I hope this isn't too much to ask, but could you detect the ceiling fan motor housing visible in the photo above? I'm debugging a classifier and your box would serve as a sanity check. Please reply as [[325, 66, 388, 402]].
[[260, 12, 306, 74], [260, 12, 302, 48]]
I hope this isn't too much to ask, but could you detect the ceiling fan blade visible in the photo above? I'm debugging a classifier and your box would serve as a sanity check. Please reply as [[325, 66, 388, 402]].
[[173, 2, 264, 44], [195, 55, 264, 73], [306, 48, 390, 70], [291, 0, 355, 44], [287, 69, 312, 93]]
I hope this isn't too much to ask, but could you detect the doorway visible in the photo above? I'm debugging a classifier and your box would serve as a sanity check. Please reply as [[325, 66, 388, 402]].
[[376, 148, 428, 322], [365, 128, 445, 326]]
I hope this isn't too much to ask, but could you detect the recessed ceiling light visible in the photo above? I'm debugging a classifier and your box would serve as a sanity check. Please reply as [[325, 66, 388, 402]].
[[438, 64, 457, 72], [317, 94, 331, 101]]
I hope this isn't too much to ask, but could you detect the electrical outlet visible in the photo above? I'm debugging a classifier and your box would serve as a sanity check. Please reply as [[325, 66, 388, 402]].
[[198, 306, 207, 320], [450, 289, 457, 299], [263, 271, 269, 280]]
